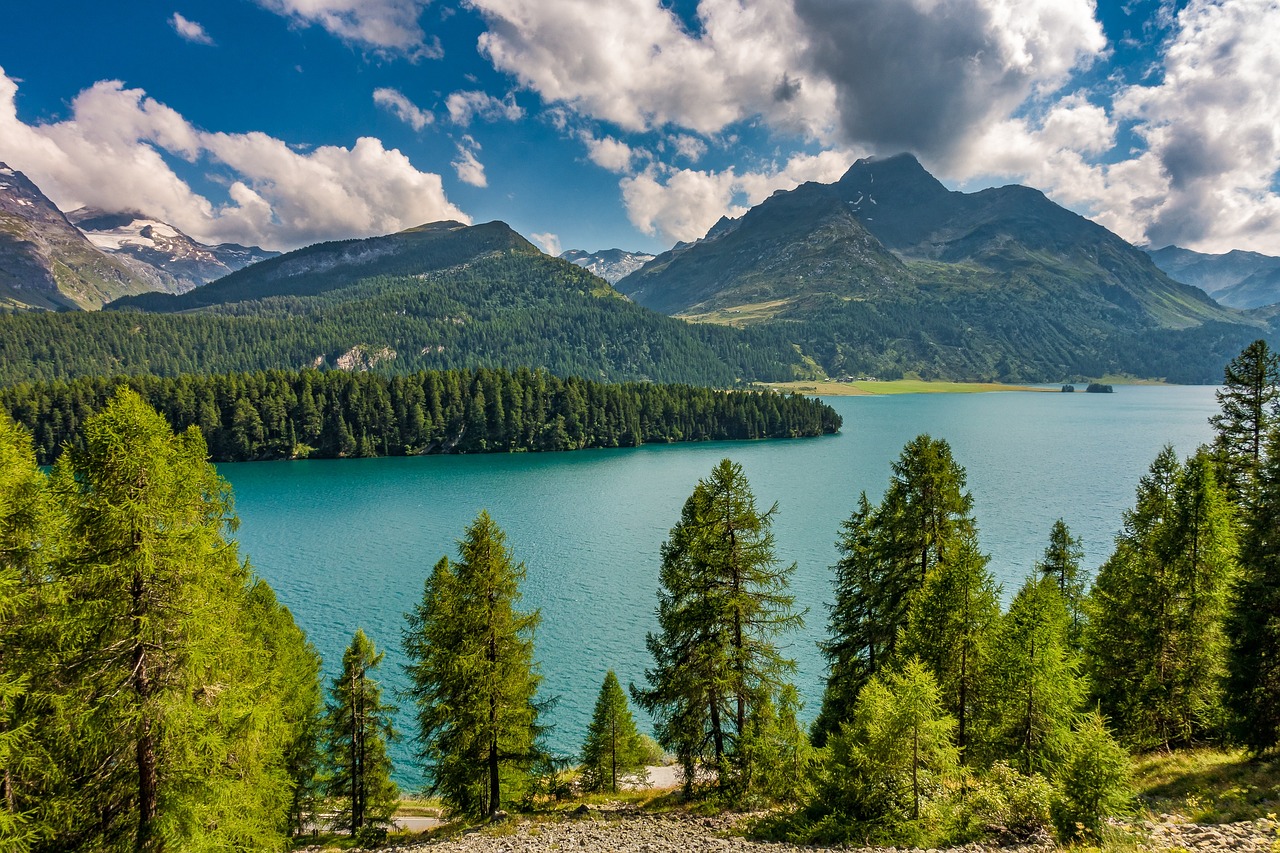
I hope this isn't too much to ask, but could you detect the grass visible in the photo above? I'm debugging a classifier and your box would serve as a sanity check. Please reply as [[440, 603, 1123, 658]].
[[756, 379, 1058, 396], [1132, 747, 1280, 824]]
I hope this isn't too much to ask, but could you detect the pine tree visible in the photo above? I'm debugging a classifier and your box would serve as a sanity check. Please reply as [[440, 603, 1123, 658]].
[[815, 435, 976, 745], [1036, 519, 1087, 647], [402, 513, 546, 819], [580, 672, 648, 793], [1211, 339, 1279, 503], [1050, 711, 1131, 841], [633, 458, 803, 798], [989, 575, 1085, 775], [320, 629, 399, 836], [900, 533, 1000, 761], [1226, 428, 1280, 752], [1087, 447, 1236, 749]]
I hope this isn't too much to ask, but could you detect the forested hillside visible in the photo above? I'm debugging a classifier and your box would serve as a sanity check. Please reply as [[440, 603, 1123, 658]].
[[0, 367, 842, 464]]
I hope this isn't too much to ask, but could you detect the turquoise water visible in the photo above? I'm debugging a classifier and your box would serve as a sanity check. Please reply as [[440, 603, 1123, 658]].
[[220, 385, 1219, 787]]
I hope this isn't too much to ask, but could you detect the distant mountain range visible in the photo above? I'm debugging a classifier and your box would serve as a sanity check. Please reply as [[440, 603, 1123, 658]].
[[0, 162, 275, 309], [1146, 245, 1280, 310], [559, 248, 655, 284], [1, 154, 1277, 385], [618, 153, 1269, 383]]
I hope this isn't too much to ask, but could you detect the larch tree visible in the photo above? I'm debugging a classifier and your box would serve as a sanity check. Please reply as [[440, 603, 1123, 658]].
[[580, 671, 648, 793], [1087, 447, 1236, 750], [1226, 428, 1280, 752], [321, 629, 398, 837], [633, 458, 803, 798], [402, 512, 546, 819], [815, 435, 976, 746], [899, 533, 1001, 762], [1211, 339, 1279, 504], [988, 575, 1086, 775], [1035, 519, 1087, 648]]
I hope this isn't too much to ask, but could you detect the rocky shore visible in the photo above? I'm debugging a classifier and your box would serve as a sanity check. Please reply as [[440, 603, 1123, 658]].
[[295, 810, 1280, 853]]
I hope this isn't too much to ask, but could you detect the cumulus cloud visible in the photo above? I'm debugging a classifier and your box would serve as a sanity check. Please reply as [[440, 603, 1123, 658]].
[[621, 148, 859, 243], [373, 87, 432, 131], [468, 0, 836, 136], [170, 12, 215, 45], [254, 0, 441, 57], [451, 135, 487, 187], [669, 134, 708, 163], [582, 133, 635, 173], [529, 232, 561, 256], [0, 69, 468, 251], [444, 90, 524, 126]]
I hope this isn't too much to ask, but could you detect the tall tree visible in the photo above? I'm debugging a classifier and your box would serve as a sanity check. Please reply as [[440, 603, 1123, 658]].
[[1226, 428, 1280, 752], [402, 512, 546, 819], [40, 389, 308, 852], [580, 672, 648, 794], [633, 458, 803, 797], [320, 629, 398, 836], [1036, 519, 1087, 647], [1087, 447, 1236, 749], [815, 435, 976, 745], [989, 575, 1085, 774], [899, 533, 1000, 761], [1211, 339, 1279, 503]]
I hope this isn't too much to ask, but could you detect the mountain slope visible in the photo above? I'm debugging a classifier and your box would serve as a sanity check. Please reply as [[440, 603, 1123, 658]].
[[0, 163, 155, 309], [619, 153, 1266, 383], [69, 208, 278, 292], [0, 219, 812, 385], [1147, 245, 1280, 309]]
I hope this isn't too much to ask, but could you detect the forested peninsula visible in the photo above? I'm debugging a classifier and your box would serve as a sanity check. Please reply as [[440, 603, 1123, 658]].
[[0, 366, 841, 465]]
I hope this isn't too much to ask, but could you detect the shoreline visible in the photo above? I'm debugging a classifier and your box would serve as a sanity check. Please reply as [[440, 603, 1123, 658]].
[[756, 379, 1060, 396]]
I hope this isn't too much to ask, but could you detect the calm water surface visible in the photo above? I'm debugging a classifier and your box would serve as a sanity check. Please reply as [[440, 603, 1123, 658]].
[[220, 386, 1218, 786]]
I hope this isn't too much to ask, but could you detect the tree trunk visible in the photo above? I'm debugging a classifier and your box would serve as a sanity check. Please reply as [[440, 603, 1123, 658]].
[[132, 569, 157, 853]]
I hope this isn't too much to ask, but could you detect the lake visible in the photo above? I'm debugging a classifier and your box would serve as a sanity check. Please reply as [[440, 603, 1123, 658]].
[[220, 385, 1219, 787]]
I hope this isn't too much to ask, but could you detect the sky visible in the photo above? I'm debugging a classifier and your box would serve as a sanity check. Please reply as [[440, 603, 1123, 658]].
[[1, 0, 1278, 257]]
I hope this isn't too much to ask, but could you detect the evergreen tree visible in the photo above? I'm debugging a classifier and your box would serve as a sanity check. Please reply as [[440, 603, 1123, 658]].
[[1211, 339, 1279, 503], [1050, 711, 1131, 841], [1036, 519, 1087, 647], [813, 658, 959, 841], [580, 672, 648, 793], [633, 458, 803, 797], [815, 435, 976, 745], [402, 513, 546, 819], [1087, 447, 1236, 749], [989, 575, 1085, 774], [900, 533, 1000, 761], [39, 389, 306, 852], [320, 629, 399, 836], [1226, 428, 1280, 752]]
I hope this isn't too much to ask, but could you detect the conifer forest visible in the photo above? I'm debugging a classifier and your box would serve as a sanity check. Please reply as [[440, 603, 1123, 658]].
[[3, 342, 1280, 851]]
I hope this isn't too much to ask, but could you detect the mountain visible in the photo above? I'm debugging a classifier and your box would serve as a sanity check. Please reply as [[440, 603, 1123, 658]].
[[69, 208, 278, 293], [559, 248, 656, 284], [1147, 245, 1280, 309], [0, 163, 155, 309], [0, 219, 812, 385], [619, 153, 1267, 383]]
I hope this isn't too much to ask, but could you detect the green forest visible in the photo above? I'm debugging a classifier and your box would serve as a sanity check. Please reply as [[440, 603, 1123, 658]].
[[0, 367, 841, 465], [4, 342, 1280, 852]]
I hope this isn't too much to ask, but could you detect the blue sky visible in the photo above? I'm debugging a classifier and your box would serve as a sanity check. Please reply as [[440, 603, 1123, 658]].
[[2, 0, 1278, 257]]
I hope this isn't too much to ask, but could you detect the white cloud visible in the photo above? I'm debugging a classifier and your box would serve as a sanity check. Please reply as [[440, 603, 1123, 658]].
[[253, 0, 441, 57], [669, 134, 707, 163], [582, 133, 634, 174], [944, 0, 1280, 254], [620, 148, 859, 244], [451, 135, 487, 187], [529, 232, 561, 256], [444, 90, 523, 126], [0, 69, 468, 251], [373, 87, 432, 131], [170, 12, 215, 45]]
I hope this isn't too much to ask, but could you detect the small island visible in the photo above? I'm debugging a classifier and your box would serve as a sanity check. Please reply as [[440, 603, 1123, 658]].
[[1086, 382, 1115, 393]]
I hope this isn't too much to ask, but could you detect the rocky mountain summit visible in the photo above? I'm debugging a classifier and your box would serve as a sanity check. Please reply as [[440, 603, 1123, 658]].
[[560, 248, 656, 284], [1147, 244, 1280, 309]]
